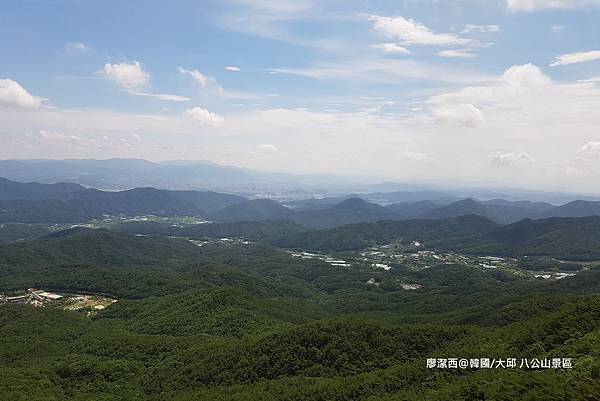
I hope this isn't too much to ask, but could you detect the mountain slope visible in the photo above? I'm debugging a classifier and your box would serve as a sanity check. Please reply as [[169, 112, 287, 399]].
[[538, 200, 600, 218], [0, 199, 92, 223], [211, 199, 293, 222], [0, 177, 85, 201], [293, 198, 398, 228], [447, 216, 600, 260], [0, 223, 51, 243], [112, 220, 306, 241], [0, 177, 250, 223], [66, 187, 204, 216], [273, 215, 498, 251], [212, 197, 400, 229], [422, 198, 555, 224], [0, 228, 205, 268], [384, 200, 440, 218], [169, 190, 247, 214]]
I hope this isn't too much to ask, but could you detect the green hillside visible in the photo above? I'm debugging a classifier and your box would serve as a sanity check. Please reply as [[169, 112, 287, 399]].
[[1, 227, 599, 400]]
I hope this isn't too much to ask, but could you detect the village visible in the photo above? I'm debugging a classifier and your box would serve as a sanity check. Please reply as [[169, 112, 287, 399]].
[[288, 240, 580, 281]]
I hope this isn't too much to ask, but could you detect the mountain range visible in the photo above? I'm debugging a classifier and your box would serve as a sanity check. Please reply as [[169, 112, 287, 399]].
[[3, 158, 600, 204], [2, 176, 600, 229]]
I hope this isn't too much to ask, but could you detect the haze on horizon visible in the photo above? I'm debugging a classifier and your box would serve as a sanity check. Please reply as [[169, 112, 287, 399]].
[[1, 0, 600, 192]]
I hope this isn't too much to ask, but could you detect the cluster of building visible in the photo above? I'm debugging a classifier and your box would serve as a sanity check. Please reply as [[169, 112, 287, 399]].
[[1, 289, 117, 315], [357, 243, 522, 274], [289, 251, 351, 267], [1, 288, 63, 307]]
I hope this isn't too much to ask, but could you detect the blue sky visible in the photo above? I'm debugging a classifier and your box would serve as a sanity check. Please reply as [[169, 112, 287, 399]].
[[2, 0, 600, 191]]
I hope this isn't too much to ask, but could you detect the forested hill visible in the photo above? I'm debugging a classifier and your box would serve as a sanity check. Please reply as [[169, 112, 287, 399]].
[[273, 214, 600, 260], [210, 197, 399, 228], [112, 220, 306, 241], [445, 216, 600, 260], [1, 228, 600, 400], [0, 177, 247, 223], [0, 228, 206, 268], [273, 215, 499, 252]]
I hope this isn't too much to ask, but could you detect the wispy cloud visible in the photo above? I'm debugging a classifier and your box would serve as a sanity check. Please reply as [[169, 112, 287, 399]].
[[461, 25, 500, 34], [370, 15, 473, 46], [129, 92, 190, 102], [269, 58, 494, 84], [506, 0, 600, 12], [101, 62, 188, 101], [64, 42, 90, 53], [372, 43, 412, 55], [550, 50, 600, 66], [177, 67, 209, 87], [437, 49, 477, 59]]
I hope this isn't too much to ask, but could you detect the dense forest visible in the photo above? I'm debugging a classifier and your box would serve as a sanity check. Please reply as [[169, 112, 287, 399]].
[[1, 229, 599, 400], [273, 215, 600, 260]]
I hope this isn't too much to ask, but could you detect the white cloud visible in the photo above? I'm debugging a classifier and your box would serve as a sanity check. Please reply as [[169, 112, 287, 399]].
[[550, 50, 600, 66], [424, 63, 600, 127], [437, 49, 477, 59], [577, 141, 600, 156], [490, 152, 536, 168], [372, 43, 412, 54], [102, 61, 149, 91], [425, 64, 557, 127], [430, 103, 485, 127], [183, 107, 225, 127], [370, 15, 472, 46], [501, 63, 552, 86], [256, 143, 279, 152], [177, 66, 208, 86], [506, 0, 600, 12], [65, 42, 90, 53], [461, 25, 500, 34], [225, 66, 241, 72], [0, 79, 42, 108], [4, 90, 600, 191], [552, 25, 564, 33]]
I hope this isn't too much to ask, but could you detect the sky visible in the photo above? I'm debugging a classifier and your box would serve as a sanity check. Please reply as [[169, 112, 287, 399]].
[[1, 0, 600, 192]]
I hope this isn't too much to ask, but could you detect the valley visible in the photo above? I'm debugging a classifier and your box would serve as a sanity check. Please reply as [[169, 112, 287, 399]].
[[1, 175, 600, 400]]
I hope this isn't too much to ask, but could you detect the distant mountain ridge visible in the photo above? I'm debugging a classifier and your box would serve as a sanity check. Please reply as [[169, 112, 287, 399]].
[[3, 158, 599, 204], [0, 177, 86, 201], [420, 198, 556, 224], [538, 200, 600, 218], [272, 214, 600, 260], [0, 177, 246, 223], [212, 197, 398, 229], [2, 176, 600, 227]]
